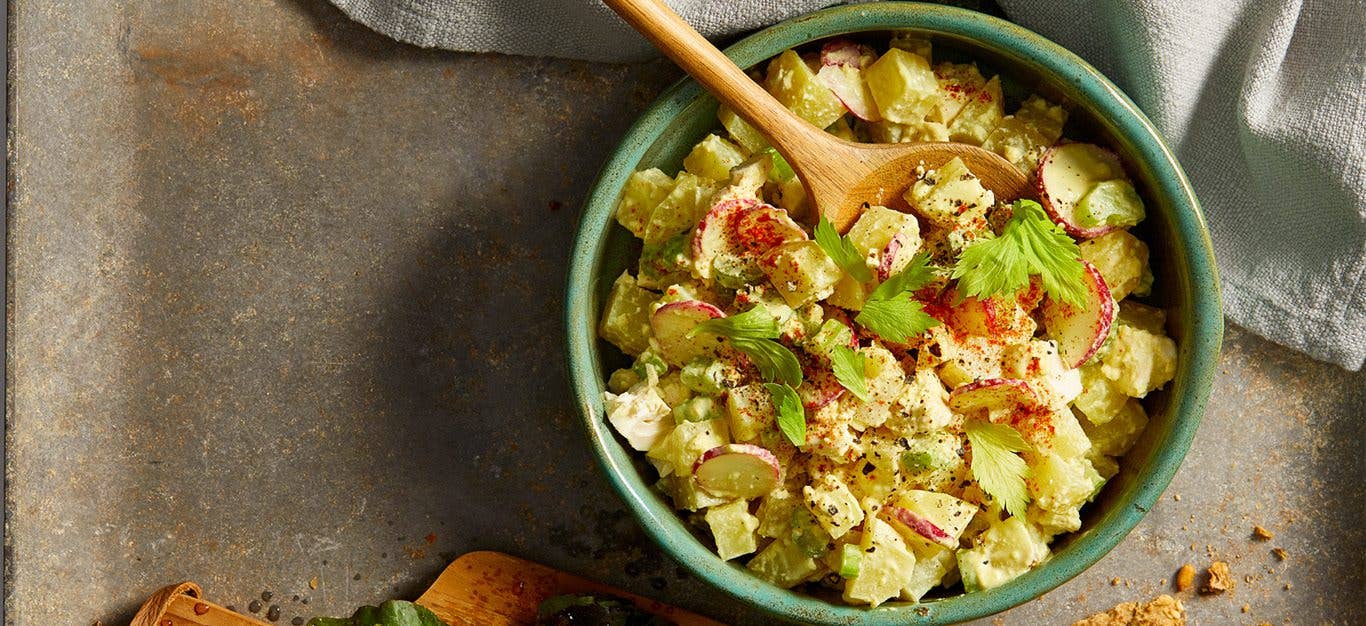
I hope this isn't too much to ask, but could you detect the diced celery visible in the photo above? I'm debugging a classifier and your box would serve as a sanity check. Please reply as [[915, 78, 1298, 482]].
[[673, 396, 723, 423], [805, 318, 854, 361], [680, 358, 727, 396], [837, 543, 863, 579], [637, 232, 692, 290]]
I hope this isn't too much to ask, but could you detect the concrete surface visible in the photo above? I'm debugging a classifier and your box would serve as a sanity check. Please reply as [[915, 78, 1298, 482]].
[[5, 1, 1363, 625]]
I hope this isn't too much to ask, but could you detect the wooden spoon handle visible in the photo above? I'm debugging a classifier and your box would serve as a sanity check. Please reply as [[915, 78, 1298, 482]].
[[601, 0, 828, 160]]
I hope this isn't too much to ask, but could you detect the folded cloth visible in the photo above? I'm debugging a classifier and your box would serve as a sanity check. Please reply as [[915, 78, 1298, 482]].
[[329, 0, 1366, 369]]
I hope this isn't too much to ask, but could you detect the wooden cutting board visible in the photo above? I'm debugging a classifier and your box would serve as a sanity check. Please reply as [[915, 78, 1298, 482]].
[[131, 551, 723, 626]]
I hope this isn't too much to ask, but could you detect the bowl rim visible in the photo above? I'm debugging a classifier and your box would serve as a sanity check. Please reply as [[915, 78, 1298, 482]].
[[565, 3, 1222, 623]]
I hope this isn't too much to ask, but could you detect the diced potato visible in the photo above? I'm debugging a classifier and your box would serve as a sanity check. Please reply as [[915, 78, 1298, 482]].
[[683, 134, 747, 181], [764, 50, 846, 129], [982, 96, 1068, 174], [888, 33, 932, 60], [847, 205, 922, 260], [646, 418, 729, 477], [890, 368, 954, 432], [957, 516, 1050, 592], [772, 174, 808, 219], [615, 168, 674, 238], [726, 383, 775, 442], [1100, 325, 1177, 397], [1028, 451, 1102, 520], [901, 540, 956, 602], [803, 473, 864, 540], [1074, 364, 1128, 425], [948, 76, 1004, 145], [843, 517, 918, 607], [1118, 301, 1166, 334], [906, 157, 994, 228], [1015, 95, 1068, 145], [1082, 398, 1148, 457], [760, 240, 843, 308], [865, 119, 950, 143], [598, 272, 656, 355], [642, 171, 718, 244], [1080, 230, 1153, 301], [748, 538, 820, 588], [718, 104, 769, 153], [1001, 339, 1082, 408], [756, 488, 800, 538], [705, 499, 760, 560], [656, 475, 728, 511], [865, 48, 940, 124], [928, 62, 987, 124], [1048, 409, 1093, 459], [849, 343, 909, 430], [826, 117, 857, 141], [826, 274, 868, 310]]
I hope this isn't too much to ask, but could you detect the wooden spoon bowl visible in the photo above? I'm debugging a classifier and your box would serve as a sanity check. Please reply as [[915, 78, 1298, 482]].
[[603, 0, 1031, 230]]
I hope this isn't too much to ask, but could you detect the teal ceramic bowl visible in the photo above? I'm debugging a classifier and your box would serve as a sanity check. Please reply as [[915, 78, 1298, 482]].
[[565, 3, 1222, 623]]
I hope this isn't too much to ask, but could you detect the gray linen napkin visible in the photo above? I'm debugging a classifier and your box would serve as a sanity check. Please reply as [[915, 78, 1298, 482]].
[[328, 0, 1366, 370]]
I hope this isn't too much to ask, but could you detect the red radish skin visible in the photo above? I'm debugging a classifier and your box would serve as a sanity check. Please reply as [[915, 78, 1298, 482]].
[[650, 300, 725, 366], [816, 64, 881, 121], [876, 231, 918, 281], [1036, 143, 1126, 239], [1040, 261, 1116, 368], [693, 198, 806, 282], [948, 378, 1042, 414], [887, 506, 956, 549], [819, 40, 877, 69], [692, 443, 782, 499]]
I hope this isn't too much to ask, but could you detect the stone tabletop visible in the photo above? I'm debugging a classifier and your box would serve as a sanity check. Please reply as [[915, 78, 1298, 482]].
[[7, 1, 1363, 624]]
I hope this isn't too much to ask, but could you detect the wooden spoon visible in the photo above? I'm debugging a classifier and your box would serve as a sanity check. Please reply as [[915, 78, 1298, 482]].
[[131, 552, 722, 626], [603, 0, 1031, 231]]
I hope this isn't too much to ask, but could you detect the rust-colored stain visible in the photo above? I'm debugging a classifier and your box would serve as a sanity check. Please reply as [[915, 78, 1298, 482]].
[[131, 44, 263, 130]]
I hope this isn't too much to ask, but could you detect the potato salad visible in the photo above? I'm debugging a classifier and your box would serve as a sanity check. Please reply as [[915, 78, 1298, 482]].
[[597, 36, 1177, 607]]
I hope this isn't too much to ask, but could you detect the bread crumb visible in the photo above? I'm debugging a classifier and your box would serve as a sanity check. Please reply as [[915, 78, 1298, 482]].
[[1201, 561, 1233, 595], [1111, 577, 1121, 586], [1284, 582, 1293, 590], [308, 576, 319, 590], [1173, 494, 1181, 501], [1072, 594, 1186, 626], [1272, 547, 1288, 561], [1241, 604, 1250, 613], [1252, 525, 1274, 540], [1175, 564, 1196, 592]]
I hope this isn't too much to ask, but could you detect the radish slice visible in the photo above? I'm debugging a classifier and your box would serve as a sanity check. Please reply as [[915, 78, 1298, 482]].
[[948, 378, 1041, 413], [1036, 143, 1127, 238], [692, 444, 782, 499], [886, 506, 955, 549], [650, 300, 725, 366], [816, 64, 881, 122], [876, 231, 916, 281], [692, 198, 805, 286], [820, 39, 877, 69], [1040, 260, 1116, 368], [891, 490, 978, 546]]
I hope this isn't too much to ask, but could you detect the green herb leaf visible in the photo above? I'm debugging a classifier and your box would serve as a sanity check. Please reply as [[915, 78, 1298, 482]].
[[867, 252, 936, 302], [855, 252, 940, 343], [829, 346, 869, 401], [814, 215, 874, 283], [951, 200, 1086, 306], [855, 297, 939, 343], [964, 419, 1033, 517], [765, 382, 806, 446], [688, 304, 781, 340], [732, 338, 803, 388]]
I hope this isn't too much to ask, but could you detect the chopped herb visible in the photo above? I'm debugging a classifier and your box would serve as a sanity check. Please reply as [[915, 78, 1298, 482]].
[[964, 419, 1033, 517], [814, 215, 873, 283], [689, 304, 780, 340], [829, 346, 870, 401], [765, 383, 806, 446], [732, 337, 802, 388], [951, 199, 1086, 306], [854, 252, 939, 343]]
